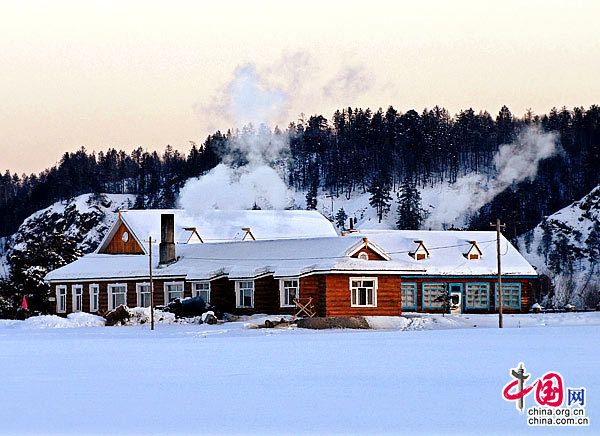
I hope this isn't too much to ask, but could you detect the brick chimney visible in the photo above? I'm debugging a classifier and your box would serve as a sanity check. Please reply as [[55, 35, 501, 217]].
[[159, 213, 176, 264]]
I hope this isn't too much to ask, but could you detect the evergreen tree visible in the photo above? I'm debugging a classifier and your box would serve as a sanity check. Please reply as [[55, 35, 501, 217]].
[[396, 180, 426, 230], [368, 171, 392, 223], [305, 179, 318, 210], [335, 208, 348, 230]]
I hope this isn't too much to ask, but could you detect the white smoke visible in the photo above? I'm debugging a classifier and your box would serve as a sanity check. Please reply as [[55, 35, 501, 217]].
[[181, 55, 378, 212], [323, 65, 373, 100], [181, 60, 295, 211], [195, 63, 290, 132], [178, 163, 290, 211], [424, 126, 559, 228]]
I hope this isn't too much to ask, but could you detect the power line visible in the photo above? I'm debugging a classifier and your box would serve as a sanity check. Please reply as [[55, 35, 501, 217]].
[[178, 239, 499, 262]]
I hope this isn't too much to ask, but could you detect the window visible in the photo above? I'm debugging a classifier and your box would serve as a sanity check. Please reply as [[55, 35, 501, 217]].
[[164, 282, 184, 303], [236, 281, 254, 308], [465, 283, 489, 309], [192, 282, 211, 303], [350, 278, 377, 307], [72, 285, 83, 312], [136, 283, 151, 308], [358, 252, 369, 260], [495, 283, 521, 310], [280, 279, 299, 307], [89, 284, 99, 312], [56, 285, 67, 313], [422, 283, 445, 308], [401, 282, 417, 310], [108, 284, 127, 310]]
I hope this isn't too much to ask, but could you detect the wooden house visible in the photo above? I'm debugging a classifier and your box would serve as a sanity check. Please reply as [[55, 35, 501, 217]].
[[44, 211, 537, 317]]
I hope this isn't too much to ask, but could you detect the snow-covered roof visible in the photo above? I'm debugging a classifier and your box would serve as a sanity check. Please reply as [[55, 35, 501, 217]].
[[95, 209, 338, 253], [356, 230, 537, 276], [46, 229, 536, 282]]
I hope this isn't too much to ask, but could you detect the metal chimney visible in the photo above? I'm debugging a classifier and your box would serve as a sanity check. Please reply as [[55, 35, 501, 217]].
[[159, 213, 176, 264]]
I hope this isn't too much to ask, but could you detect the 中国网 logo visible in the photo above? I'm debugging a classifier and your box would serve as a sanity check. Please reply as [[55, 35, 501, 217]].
[[502, 362, 590, 426]]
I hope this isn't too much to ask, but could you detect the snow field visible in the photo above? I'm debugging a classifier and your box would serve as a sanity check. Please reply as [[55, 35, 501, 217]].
[[0, 313, 597, 435]]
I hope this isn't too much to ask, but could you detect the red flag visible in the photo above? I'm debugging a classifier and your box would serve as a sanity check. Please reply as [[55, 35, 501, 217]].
[[21, 295, 28, 311]]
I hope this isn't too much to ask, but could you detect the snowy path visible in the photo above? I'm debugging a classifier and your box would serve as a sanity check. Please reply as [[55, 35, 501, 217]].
[[0, 315, 598, 435]]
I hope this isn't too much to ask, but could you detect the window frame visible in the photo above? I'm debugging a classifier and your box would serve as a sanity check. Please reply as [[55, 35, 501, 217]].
[[191, 281, 211, 304], [349, 277, 378, 308], [401, 282, 417, 311], [72, 284, 83, 312], [494, 282, 522, 310], [56, 285, 67, 313], [136, 282, 152, 308], [89, 283, 99, 312], [279, 278, 299, 308], [107, 283, 128, 311], [464, 282, 490, 310], [422, 282, 446, 309], [235, 280, 255, 308], [163, 281, 184, 304], [357, 252, 369, 261]]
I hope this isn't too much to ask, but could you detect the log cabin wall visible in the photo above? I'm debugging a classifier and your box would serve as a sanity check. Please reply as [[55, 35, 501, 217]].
[[324, 274, 402, 317], [48, 275, 531, 316], [51, 278, 189, 315], [210, 276, 297, 316], [299, 275, 327, 317], [208, 277, 235, 313]]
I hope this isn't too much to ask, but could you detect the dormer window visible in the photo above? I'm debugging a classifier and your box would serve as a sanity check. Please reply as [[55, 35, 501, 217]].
[[358, 252, 369, 260], [465, 241, 482, 260], [411, 240, 429, 261]]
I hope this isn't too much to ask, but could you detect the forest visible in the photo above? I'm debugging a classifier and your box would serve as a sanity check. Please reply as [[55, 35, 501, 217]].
[[1, 104, 599, 240]]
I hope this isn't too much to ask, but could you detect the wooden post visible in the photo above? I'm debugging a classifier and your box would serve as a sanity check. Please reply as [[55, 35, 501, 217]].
[[491, 219, 506, 328], [149, 236, 155, 331]]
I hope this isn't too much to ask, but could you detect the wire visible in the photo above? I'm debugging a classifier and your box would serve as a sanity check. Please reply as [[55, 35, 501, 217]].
[[177, 238, 499, 262]]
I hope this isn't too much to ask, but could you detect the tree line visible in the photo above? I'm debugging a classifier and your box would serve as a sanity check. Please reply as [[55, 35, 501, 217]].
[[1, 105, 599, 239]]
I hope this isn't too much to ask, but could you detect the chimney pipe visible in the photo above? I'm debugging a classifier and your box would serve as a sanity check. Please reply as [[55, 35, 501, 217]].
[[159, 213, 176, 264], [348, 217, 358, 233]]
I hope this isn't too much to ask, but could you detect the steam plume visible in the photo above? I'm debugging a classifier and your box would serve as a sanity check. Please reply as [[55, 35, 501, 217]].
[[424, 126, 559, 228]]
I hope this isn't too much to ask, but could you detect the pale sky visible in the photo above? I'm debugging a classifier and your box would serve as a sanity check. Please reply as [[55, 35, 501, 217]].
[[1, 0, 599, 175]]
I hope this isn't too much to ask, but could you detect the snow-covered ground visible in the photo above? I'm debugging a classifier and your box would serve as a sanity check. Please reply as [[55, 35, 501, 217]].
[[0, 313, 597, 435]]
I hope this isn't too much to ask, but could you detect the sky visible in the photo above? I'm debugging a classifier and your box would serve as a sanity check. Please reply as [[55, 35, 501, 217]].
[[1, 0, 599, 175]]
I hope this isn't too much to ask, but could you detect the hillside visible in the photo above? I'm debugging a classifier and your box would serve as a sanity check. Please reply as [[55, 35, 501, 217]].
[[518, 185, 600, 308], [0, 194, 133, 307]]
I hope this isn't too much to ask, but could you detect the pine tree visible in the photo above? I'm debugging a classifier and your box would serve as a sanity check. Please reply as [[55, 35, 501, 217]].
[[396, 180, 426, 230], [306, 179, 318, 210], [335, 208, 348, 229], [368, 171, 392, 223]]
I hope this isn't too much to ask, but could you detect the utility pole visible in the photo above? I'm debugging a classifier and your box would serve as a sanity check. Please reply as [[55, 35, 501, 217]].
[[326, 193, 334, 215], [491, 218, 506, 328], [149, 236, 155, 331]]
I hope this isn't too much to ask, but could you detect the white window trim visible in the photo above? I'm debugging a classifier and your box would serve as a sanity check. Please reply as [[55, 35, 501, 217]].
[[279, 278, 299, 308], [107, 283, 128, 311], [191, 281, 211, 303], [235, 280, 255, 308], [136, 282, 151, 308], [89, 284, 99, 312], [71, 284, 83, 312], [56, 285, 67, 313], [349, 277, 378, 308], [357, 252, 369, 260], [163, 281, 185, 304]]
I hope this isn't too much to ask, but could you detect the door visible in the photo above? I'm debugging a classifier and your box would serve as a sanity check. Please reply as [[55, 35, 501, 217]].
[[449, 283, 462, 314]]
